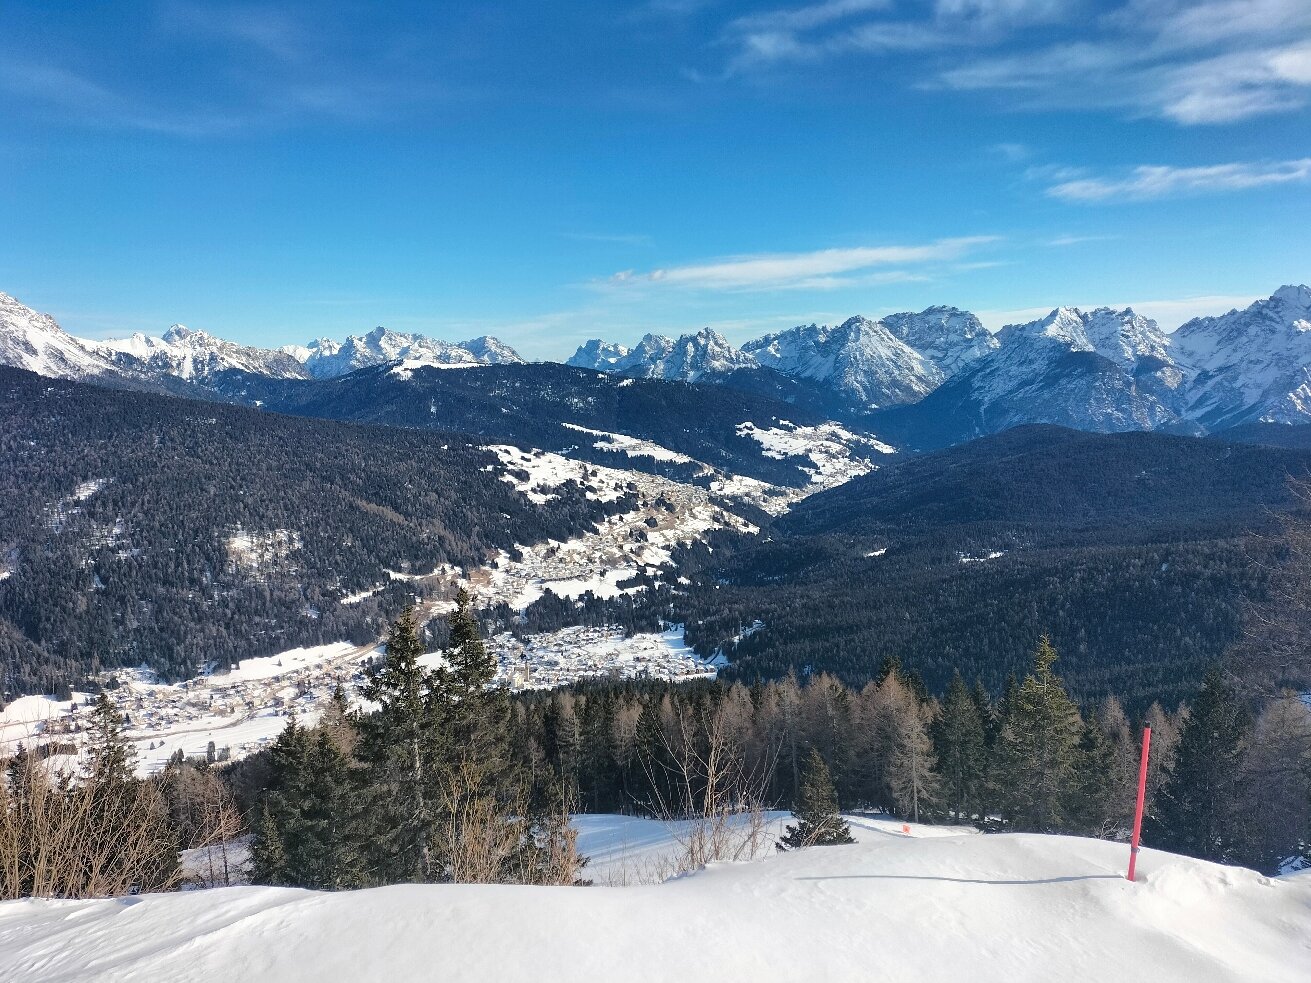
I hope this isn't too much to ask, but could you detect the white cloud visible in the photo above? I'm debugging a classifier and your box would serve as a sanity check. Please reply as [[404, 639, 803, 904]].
[[720, 0, 1311, 125], [606, 237, 998, 291], [1045, 234, 1117, 246], [733, 0, 893, 32], [933, 0, 1076, 28], [1046, 158, 1311, 202]]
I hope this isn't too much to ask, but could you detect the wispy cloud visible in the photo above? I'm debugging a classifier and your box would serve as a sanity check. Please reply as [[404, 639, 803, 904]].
[[606, 237, 997, 291], [1046, 158, 1311, 202], [158, 2, 310, 62], [935, 2, 1311, 124], [717, 0, 1311, 125], [1045, 233, 1118, 246], [562, 232, 655, 246]]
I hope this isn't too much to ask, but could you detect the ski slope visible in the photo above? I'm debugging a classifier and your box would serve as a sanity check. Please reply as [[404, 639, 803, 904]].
[[2, 819, 1308, 982]]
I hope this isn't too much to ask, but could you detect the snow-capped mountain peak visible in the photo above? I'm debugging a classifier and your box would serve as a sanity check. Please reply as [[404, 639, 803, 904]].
[[1173, 284, 1311, 427], [0, 291, 117, 380], [567, 339, 631, 371], [294, 327, 524, 378], [1272, 283, 1311, 312], [744, 315, 939, 408], [880, 306, 998, 379]]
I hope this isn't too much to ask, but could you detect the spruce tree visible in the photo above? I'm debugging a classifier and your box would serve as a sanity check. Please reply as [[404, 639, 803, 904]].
[[1067, 717, 1117, 836], [86, 692, 136, 784], [778, 749, 854, 849], [1149, 669, 1251, 863], [934, 671, 986, 820], [359, 608, 443, 882], [250, 718, 365, 889], [993, 637, 1082, 832]]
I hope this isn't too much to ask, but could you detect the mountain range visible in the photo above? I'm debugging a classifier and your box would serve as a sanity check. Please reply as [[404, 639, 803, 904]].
[[0, 291, 524, 388], [568, 286, 1311, 446], [3, 285, 1311, 450]]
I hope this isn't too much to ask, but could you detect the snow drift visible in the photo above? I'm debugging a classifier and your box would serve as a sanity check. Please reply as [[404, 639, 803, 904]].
[[2, 817, 1308, 982]]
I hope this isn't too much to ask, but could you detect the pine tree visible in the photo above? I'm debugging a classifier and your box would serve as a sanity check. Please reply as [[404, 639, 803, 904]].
[[993, 637, 1083, 832], [934, 671, 985, 820], [1150, 669, 1251, 863], [778, 749, 853, 849], [86, 692, 136, 784], [249, 804, 290, 885], [359, 608, 443, 882]]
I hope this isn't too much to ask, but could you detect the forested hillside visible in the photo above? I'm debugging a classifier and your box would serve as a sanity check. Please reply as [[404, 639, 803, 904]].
[[0, 367, 624, 695], [598, 427, 1311, 709], [206, 361, 879, 486]]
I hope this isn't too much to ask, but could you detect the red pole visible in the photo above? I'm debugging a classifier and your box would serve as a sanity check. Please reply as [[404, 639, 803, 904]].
[[1126, 726, 1152, 882]]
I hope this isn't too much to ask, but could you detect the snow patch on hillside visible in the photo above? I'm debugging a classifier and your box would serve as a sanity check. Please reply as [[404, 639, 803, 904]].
[[736, 420, 894, 487], [561, 423, 696, 464]]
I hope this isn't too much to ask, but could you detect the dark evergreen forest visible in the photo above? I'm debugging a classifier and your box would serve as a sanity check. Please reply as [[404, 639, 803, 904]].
[[0, 367, 628, 696]]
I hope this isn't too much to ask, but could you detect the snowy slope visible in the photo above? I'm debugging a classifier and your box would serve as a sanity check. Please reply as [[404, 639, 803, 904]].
[[3, 823, 1307, 983], [1173, 285, 1311, 428], [295, 326, 523, 378], [0, 292, 303, 385]]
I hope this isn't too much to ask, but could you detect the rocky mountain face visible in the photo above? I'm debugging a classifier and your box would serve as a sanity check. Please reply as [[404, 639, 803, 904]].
[[573, 307, 999, 410], [880, 306, 998, 379], [887, 307, 1185, 448], [1171, 285, 1311, 430], [567, 339, 631, 371], [0, 292, 120, 381]]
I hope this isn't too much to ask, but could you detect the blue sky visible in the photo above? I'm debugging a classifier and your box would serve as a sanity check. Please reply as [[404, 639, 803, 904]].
[[2, 1, 1308, 359]]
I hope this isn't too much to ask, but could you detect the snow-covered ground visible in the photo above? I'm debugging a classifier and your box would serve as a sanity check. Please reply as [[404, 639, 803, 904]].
[[561, 422, 698, 464], [3, 820, 1307, 982]]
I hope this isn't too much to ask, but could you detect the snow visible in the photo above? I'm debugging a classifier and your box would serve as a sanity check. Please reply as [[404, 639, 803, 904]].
[[744, 315, 941, 408], [0, 694, 79, 747], [736, 420, 894, 488], [225, 529, 302, 575], [3, 824, 1307, 982], [388, 356, 480, 380], [488, 445, 631, 504], [560, 423, 695, 464], [960, 550, 1007, 563], [339, 584, 385, 605], [0, 642, 382, 775]]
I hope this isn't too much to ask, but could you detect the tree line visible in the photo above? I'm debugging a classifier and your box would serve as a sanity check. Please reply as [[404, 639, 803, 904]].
[[3, 600, 1308, 901]]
